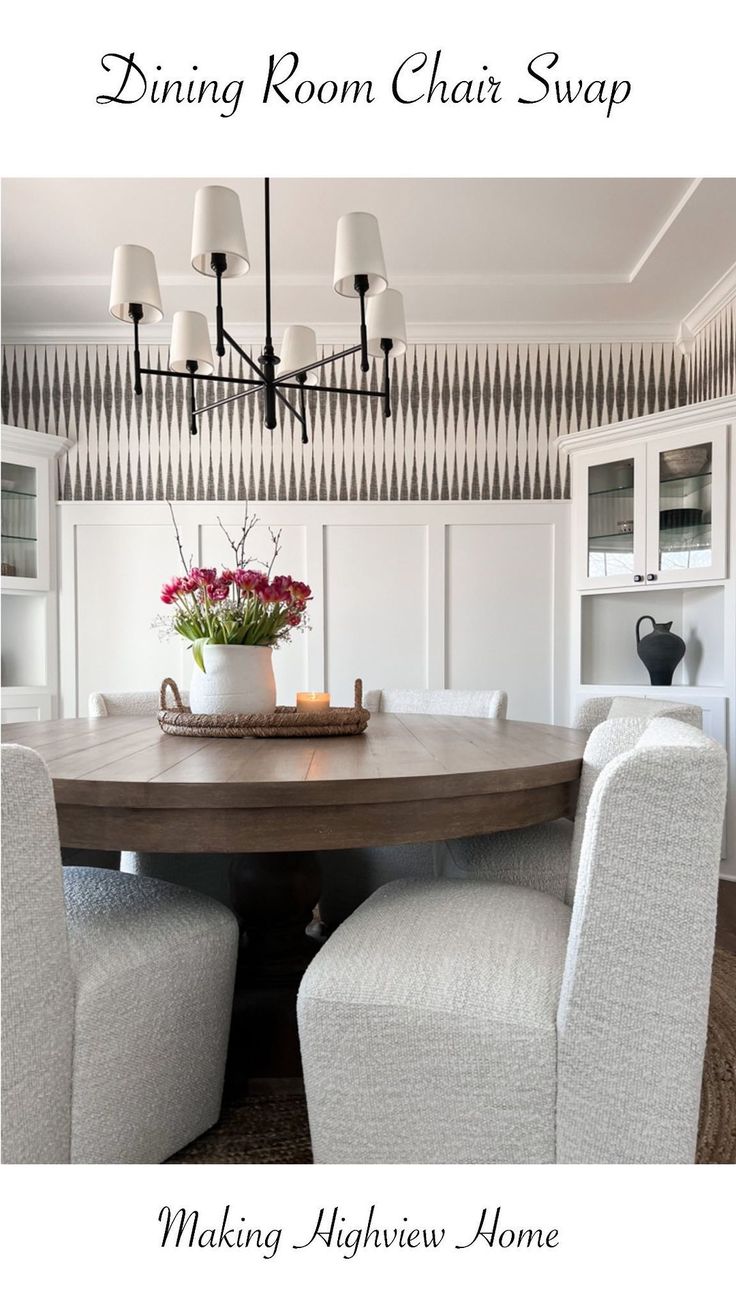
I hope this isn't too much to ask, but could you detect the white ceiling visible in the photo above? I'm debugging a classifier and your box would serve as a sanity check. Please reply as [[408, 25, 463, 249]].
[[2, 177, 735, 342]]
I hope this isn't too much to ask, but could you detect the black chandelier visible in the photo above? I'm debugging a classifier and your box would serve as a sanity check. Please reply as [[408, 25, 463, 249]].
[[109, 179, 407, 444]]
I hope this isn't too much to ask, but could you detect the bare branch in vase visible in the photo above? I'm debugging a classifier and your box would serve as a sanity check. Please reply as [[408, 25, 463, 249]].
[[166, 500, 192, 573]]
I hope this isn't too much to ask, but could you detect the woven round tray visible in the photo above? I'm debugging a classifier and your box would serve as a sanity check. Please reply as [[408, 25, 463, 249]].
[[158, 677, 370, 738]]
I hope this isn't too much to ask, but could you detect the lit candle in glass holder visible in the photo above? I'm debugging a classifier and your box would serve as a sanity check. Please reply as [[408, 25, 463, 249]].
[[296, 691, 331, 713]]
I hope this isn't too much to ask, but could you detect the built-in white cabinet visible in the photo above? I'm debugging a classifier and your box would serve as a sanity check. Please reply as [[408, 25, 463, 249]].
[[559, 395, 736, 880], [572, 418, 728, 592], [1, 426, 71, 724]]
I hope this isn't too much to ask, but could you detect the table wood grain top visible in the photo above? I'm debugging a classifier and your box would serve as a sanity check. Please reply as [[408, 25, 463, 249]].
[[3, 713, 586, 811]]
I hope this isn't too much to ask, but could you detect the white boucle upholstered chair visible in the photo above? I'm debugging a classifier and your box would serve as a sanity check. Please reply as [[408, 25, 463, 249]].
[[298, 718, 726, 1164], [87, 689, 189, 717], [79, 689, 234, 905], [573, 693, 703, 734], [1, 744, 239, 1163], [363, 687, 508, 718], [438, 694, 704, 898], [316, 687, 508, 928]]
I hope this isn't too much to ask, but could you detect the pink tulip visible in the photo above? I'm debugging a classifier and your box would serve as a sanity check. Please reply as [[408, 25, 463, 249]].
[[234, 568, 266, 591], [190, 566, 217, 586], [161, 577, 185, 604]]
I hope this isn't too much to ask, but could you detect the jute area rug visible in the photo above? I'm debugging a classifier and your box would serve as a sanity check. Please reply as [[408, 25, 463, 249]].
[[169, 948, 735, 1165]]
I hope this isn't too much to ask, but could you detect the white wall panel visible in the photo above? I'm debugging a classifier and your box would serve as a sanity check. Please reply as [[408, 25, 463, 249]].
[[74, 524, 186, 711], [59, 501, 569, 725], [324, 524, 428, 706], [447, 523, 555, 722]]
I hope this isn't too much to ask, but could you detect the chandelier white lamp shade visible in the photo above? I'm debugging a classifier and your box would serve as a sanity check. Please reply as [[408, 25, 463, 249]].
[[112, 179, 406, 442], [333, 211, 388, 374], [191, 186, 250, 278], [169, 311, 215, 375], [276, 326, 319, 386], [191, 185, 249, 360], [109, 244, 164, 396], [169, 311, 215, 433], [109, 244, 164, 324], [366, 289, 407, 419], [333, 213, 388, 297], [367, 289, 407, 358]]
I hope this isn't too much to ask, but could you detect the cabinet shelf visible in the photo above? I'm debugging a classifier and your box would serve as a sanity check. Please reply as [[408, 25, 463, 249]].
[[589, 533, 634, 547], [660, 471, 711, 498], [589, 526, 712, 551], [2, 533, 38, 543], [1, 488, 37, 500], [588, 485, 634, 498]]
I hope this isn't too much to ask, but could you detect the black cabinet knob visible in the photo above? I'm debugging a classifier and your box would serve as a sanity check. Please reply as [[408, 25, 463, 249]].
[[646, 573, 657, 581], [633, 574, 644, 583]]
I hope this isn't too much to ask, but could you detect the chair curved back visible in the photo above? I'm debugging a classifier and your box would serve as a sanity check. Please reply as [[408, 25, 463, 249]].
[[573, 694, 702, 733], [565, 717, 650, 904], [89, 689, 188, 718], [365, 688, 508, 719], [557, 718, 726, 1163], [1, 745, 75, 1162]]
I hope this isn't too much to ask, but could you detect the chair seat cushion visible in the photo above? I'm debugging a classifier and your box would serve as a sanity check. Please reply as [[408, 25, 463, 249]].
[[298, 879, 571, 1163], [63, 867, 238, 1163], [441, 818, 573, 899]]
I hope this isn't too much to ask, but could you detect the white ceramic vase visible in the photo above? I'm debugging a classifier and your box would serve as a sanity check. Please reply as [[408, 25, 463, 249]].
[[189, 644, 276, 716]]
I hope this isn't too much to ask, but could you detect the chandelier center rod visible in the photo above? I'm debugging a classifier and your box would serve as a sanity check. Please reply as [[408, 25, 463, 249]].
[[264, 177, 273, 350]]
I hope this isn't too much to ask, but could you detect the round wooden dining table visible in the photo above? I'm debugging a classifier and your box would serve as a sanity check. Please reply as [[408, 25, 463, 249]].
[[4, 711, 586, 1077]]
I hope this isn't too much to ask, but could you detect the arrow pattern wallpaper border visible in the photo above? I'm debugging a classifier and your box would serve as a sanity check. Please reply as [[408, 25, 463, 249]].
[[2, 309, 733, 503]]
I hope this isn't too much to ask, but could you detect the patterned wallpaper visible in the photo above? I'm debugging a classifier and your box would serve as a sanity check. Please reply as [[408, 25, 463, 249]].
[[689, 296, 736, 404], [2, 325, 729, 502]]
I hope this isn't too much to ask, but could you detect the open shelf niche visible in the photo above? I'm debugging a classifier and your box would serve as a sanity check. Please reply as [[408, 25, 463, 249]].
[[1, 593, 49, 689], [581, 585, 725, 689]]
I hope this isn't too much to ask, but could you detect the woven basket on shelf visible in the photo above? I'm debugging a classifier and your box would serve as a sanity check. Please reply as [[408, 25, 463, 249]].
[[157, 677, 370, 738]]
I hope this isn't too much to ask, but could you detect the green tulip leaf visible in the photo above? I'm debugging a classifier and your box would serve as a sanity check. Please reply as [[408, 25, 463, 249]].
[[192, 637, 209, 673]]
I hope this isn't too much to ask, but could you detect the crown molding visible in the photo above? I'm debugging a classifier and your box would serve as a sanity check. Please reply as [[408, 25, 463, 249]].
[[556, 394, 736, 454], [627, 178, 701, 281], [2, 320, 681, 348], [679, 260, 736, 337], [3, 270, 634, 291], [1, 424, 73, 456], [0, 181, 702, 295]]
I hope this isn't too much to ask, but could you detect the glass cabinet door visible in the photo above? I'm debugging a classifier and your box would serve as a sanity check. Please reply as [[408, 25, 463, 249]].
[[656, 443, 712, 573], [1, 461, 38, 582], [646, 428, 727, 584], [583, 454, 644, 587]]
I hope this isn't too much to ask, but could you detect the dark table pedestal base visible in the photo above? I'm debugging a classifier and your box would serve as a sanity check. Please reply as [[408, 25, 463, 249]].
[[224, 851, 322, 1091]]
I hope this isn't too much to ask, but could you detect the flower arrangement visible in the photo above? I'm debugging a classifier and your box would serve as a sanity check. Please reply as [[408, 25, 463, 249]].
[[158, 503, 311, 672]]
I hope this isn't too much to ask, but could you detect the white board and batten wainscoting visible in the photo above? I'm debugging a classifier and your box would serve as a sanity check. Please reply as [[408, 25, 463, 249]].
[[57, 500, 571, 730]]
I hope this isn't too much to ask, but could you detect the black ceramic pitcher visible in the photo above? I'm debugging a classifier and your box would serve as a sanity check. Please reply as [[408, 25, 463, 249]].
[[635, 616, 686, 686]]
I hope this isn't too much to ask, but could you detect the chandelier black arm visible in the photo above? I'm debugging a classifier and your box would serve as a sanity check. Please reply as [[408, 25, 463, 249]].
[[193, 383, 266, 418], [275, 385, 309, 446], [274, 387, 306, 427], [140, 366, 262, 386], [222, 329, 269, 385], [275, 343, 363, 387], [277, 381, 386, 399]]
